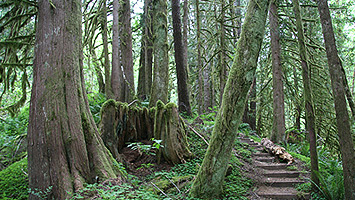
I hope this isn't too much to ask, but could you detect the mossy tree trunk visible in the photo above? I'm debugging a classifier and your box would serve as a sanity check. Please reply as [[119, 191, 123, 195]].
[[188, 0, 271, 197], [149, 0, 169, 106], [270, 1, 285, 143], [27, 1, 123, 199], [293, 0, 319, 191], [100, 0, 112, 98], [316, 0, 355, 198]]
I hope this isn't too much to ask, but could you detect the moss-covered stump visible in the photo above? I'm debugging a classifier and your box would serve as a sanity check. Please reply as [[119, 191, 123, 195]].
[[100, 100, 192, 164], [154, 101, 192, 164]]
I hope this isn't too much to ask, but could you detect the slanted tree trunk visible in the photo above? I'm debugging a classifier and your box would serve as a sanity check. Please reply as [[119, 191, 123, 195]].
[[316, 0, 355, 198], [149, 0, 169, 106], [119, 0, 135, 102], [293, 0, 319, 191], [189, 0, 270, 197], [27, 1, 123, 199], [111, 0, 124, 100], [270, 1, 285, 144], [171, 0, 192, 116]]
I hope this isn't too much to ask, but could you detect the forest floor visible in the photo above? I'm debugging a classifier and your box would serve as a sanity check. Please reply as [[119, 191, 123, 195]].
[[110, 122, 312, 200]]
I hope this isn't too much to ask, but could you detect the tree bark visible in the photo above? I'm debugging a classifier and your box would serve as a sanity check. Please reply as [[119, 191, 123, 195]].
[[111, 0, 124, 101], [189, 0, 270, 197], [293, 0, 319, 191], [270, 1, 286, 144], [149, 0, 169, 107], [27, 1, 123, 199], [195, 0, 204, 113], [316, 0, 355, 198], [100, 0, 112, 98], [119, 0, 135, 102], [171, 0, 192, 116], [218, 0, 227, 103]]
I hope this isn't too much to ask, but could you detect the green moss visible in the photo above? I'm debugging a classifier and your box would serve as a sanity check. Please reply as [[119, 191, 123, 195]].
[[100, 99, 116, 117], [156, 100, 165, 110], [0, 157, 28, 200]]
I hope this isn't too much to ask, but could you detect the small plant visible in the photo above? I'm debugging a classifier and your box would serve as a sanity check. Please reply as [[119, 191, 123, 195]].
[[29, 186, 53, 199], [137, 163, 155, 170], [127, 138, 163, 156]]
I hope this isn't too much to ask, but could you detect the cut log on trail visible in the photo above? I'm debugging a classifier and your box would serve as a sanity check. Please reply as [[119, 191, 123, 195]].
[[100, 100, 192, 165], [261, 138, 295, 164]]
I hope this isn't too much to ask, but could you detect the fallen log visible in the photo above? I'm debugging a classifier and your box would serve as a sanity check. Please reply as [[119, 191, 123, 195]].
[[260, 138, 295, 164]]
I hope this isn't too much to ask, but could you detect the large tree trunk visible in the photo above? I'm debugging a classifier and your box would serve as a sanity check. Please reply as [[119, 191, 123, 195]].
[[119, 0, 135, 102], [27, 1, 123, 199], [171, 0, 192, 116], [316, 0, 355, 198], [111, 0, 124, 101], [270, 1, 285, 143], [188, 0, 270, 197], [149, 0, 169, 107], [293, 0, 319, 191]]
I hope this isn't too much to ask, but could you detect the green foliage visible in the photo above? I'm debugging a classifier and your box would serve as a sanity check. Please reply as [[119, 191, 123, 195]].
[[70, 182, 161, 200], [0, 107, 28, 168], [88, 93, 107, 124], [127, 138, 163, 156], [0, 157, 28, 200]]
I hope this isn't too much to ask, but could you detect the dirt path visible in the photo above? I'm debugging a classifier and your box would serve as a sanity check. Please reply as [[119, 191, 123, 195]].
[[238, 137, 310, 200]]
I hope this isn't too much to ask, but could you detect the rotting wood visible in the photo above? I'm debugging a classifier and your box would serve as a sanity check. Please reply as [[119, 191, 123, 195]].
[[261, 138, 295, 164], [100, 100, 192, 165]]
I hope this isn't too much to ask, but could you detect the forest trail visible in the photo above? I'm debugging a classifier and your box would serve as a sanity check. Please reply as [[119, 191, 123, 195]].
[[238, 137, 311, 199]]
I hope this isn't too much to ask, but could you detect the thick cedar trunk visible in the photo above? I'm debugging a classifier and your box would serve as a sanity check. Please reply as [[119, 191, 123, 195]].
[[137, 39, 146, 99], [27, 1, 122, 199], [183, 0, 188, 79], [270, 2, 285, 143], [195, 0, 204, 113], [171, 0, 192, 116], [189, 0, 270, 197], [119, 0, 135, 102], [111, 0, 124, 101], [316, 0, 355, 198], [293, 0, 319, 191], [100, 0, 112, 98], [149, 0, 169, 107]]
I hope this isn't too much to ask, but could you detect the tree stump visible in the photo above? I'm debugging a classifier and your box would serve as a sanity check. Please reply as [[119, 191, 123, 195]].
[[100, 100, 192, 164]]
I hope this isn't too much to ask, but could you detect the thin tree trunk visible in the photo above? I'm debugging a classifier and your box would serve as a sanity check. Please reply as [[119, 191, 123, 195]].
[[119, 0, 135, 102], [204, 65, 212, 111], [270, 1, 285, 143], [249, 77, 257, 130], [111, 0, 124, 101], [293, 65, 301, 130], [171, 0, 192, 116], [149, 0, 169, 106], [218, 0, 227, 103], [28, 1, 122, 199], [293, 0, 319, 191], [189, 0, 270, 197], [195, 0, 204, 113], [316, 0, 355, 198]]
